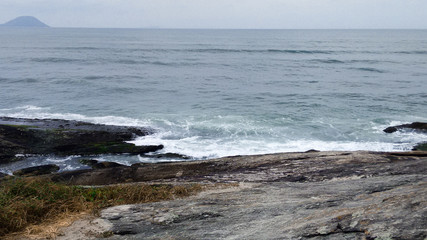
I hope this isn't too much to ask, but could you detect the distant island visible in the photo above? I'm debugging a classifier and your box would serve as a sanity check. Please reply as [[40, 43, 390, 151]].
[[1, 16, 49, 27]]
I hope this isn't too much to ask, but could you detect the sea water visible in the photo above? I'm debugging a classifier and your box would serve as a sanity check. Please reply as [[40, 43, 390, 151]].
[[1, 28, 426, 169]]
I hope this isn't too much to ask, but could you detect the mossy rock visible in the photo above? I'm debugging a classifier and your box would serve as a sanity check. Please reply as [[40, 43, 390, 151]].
[[412, 142, 427, 151], [71, 142, 163, 155], [13, 164, 60, 176], [0, 117, 155, 157], [79, 159, 99, 166]]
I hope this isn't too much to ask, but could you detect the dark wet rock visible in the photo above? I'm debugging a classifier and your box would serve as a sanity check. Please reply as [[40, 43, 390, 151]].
[[92, 161, 126, 169], [79, 159, 127, 169], [58, 151, 427, 240], [413, 142, 427, 151], [13, 164, 60, 176], [384, 122, 427, 133], [142, 152, 191, 160], [0, 155, 25, 164], [0, 117, 160, 160], [383, 126, 398, 133], [305, 149, 320, 153], [0, 117, 151, 135], [0, 172, 8, 179], [54, 143, 163, 155], [79, 159, 99, 167], [50, 151, 427, 186]]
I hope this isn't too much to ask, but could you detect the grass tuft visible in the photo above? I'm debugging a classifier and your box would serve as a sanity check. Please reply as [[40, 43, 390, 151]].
[[0, 177, 203, 237]]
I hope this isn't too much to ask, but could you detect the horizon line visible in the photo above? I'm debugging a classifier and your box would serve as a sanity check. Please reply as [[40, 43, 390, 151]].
[[2, 26, 426, 30]]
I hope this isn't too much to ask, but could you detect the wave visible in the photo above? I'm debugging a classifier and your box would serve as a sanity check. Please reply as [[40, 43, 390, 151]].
[[0, 78, 39, 83], [350, 67, 386, 73], [114, 59, 206, 67], [1, 106, 425, 161], [123, 48, 337, 54], [53, 47, 106, 51], [31, 57, 82, 63], [186, 48, 335, 54], [309, 59, 397, 65], [0, 105, 149, 127], [131, 133, 417, 160], [394, 50, 427, 55], [310, 59, 345, 64]]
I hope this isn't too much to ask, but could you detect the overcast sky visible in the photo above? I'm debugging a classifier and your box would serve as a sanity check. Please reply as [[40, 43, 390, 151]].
[[1, 0, 426, 29]]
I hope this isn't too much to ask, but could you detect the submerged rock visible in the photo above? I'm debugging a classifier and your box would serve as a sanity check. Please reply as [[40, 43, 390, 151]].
[[13, 164, 60, 176], [384, 122, 427, 133]]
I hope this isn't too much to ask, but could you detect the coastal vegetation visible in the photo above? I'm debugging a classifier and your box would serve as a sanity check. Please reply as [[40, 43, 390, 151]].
[[0, 177, 202, 238]]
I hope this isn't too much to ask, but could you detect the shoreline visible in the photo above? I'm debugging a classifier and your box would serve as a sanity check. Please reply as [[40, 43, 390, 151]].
[[1, 116, 426, 178], [7, 150, 427, 239], [1, 117, 426, 239]]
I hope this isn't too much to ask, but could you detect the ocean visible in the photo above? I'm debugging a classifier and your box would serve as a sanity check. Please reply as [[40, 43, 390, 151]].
[[1, 28, 426, 169]]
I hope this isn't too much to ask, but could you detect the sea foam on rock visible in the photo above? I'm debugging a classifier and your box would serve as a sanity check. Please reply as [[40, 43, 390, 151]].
[[383, 122, 427, 152], [384, 122, 427, 133], [0, 117, 163, 165]]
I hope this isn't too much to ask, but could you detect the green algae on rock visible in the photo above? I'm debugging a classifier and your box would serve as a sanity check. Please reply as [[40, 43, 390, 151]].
[[0, 117, 162, 165]]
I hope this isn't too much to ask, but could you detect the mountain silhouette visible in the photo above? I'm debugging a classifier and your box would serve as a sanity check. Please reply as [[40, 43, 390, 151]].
[[1, 16, 49, 27]]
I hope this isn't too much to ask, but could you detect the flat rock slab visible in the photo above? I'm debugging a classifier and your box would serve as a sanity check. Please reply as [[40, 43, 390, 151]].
[[56, 151, 427, 240], [98, 176, 426, 240], [51, 151, 427, 185]]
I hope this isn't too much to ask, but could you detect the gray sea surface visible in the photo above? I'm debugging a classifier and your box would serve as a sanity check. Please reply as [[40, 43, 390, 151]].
[[0, 28, 426, 169]]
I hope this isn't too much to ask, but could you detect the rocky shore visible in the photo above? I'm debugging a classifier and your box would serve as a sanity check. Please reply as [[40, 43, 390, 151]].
[[0, 117, 163, 165], [1, 118, 426, 239], [51, 150, 426, 240]]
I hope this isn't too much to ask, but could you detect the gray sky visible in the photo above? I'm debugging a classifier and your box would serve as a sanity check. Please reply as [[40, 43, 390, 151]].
[[1, 0, 426, 29]]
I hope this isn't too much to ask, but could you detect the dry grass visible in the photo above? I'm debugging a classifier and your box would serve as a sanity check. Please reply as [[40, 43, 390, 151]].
[[0, 177, 203, 238]]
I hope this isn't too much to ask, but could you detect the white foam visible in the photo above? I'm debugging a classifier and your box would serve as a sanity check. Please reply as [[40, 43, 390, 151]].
[[46, 155, 77, 163], [0, 105, 150, 127], [2, 105, 426, 161], [131, 133, 417, 160]]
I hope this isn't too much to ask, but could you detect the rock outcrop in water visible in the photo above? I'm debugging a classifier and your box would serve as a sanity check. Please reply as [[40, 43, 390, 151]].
[[0, 117, 163, 164], [383, 122, 427, 151], [53, 151, 427, 239], [383, 122, 427, 133], [13, 164, 60, 177]]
